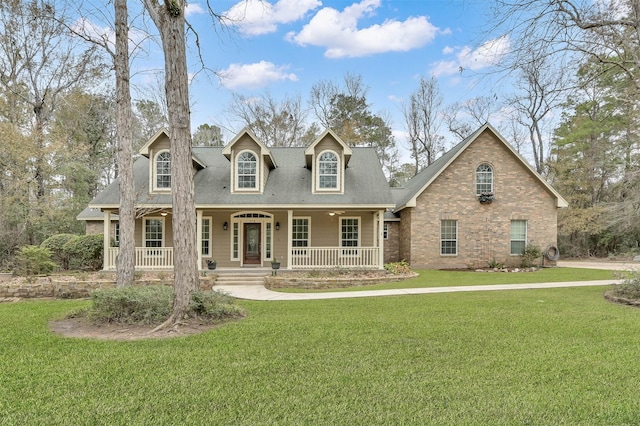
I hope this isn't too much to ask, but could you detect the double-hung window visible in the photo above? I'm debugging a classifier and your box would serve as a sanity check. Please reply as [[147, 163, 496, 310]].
[[145, 218, 164, 256], [292, 218, 310, 256], [318, 151, 338, 190], [476, 163, 493, 195], [440, 220, 458, 255], [156, 151, 171, 189], [341, 217, 359, 255], [510, 220, 527, 255], [237, 151, 257, 189]]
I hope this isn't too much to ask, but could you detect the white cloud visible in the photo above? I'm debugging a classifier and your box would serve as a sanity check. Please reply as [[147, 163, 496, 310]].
[[286, 0, 441, 58], [442, 45, 454, 55], [431, 35, 510, 77], [72, 17, 115, 50], [186, 3, 206, 17], [224, 0, 321, 36], [218, 61, 298, 89], [71, 17, 149, 55]]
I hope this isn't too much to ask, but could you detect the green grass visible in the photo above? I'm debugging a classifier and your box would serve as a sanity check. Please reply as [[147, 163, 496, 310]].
[[278, 267, 618, 293], [1, 286, 639, 424]]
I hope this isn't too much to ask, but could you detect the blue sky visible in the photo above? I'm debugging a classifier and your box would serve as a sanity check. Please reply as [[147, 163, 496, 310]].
[[176, 0, 511, 147], [78, 0, 512, 156]]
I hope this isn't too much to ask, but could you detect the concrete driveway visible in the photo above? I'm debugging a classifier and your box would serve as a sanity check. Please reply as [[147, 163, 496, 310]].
[[558, 260, 640, 271]]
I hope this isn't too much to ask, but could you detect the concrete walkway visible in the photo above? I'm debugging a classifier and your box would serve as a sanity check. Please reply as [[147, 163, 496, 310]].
[[216, 279, 623, 301], [215, 259, 638, 301]]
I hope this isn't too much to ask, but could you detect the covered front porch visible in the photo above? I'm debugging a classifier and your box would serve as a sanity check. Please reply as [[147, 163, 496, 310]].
[[104, 246, 382, 270], [102, 208, 387, 271]]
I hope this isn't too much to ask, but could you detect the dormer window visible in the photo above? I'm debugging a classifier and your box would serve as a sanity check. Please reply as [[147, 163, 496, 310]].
[[476, 163, 493, 195], [236, 150, 258, 190], [155, 150, 171, 190], [318, 150, 339, 190]]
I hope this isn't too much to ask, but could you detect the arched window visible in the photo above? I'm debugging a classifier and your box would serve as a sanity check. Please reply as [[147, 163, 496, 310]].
[[476, 163, 493, 195], [237, 151, 257, 189], [156, 151, 171, 189], [318, 151, 339, 189]]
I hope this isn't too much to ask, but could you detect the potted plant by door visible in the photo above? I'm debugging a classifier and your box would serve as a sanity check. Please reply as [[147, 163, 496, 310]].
[[207, 259, 217, 270]]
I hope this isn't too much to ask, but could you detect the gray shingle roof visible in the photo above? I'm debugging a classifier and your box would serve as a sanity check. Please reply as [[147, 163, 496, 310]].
[[90, 147, 394, 208]]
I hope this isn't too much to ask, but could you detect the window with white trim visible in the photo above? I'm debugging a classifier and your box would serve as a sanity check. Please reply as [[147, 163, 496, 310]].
[[156, 151, 171, 189], [114, 223, 120, 247], [476, 163, 493, 195], [144, 218, 164, 256], [510, 220, 527, 255], [341, 217, 359, 255], [292, 218, 310, 255], [383, 223, 389, 240], [232, 222, 239, 259], [201, 218, 211, 256], [236, 151, 257, 189], [440, 220, 458, 255], [318, 151, 339, 189]]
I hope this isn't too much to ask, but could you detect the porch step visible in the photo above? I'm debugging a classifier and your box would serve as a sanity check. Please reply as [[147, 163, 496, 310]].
[[214, 271, 268, 286]]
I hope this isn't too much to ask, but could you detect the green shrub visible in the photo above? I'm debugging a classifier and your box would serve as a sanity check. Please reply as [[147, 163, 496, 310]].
[[521, 244, 542, 268], [87, 286, 245, 325], [41, 234, 77, 270], [15, 246, 57, 276], [611, 272, 640, 300], [89, 285, 173, 324], [488, 259, 504, 269], [63, 234, 104, 270], [189, 290, 246, 320], [384, 260, 411, 275]]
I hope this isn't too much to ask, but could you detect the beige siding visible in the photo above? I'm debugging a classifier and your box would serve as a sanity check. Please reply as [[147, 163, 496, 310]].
[[402, 129, 559, 269], [314, 135, 341, 155]]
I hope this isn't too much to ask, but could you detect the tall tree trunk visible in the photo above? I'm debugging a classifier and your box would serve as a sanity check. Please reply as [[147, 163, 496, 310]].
[[144, 0, 199, 324], [114, 0, 135, 287]]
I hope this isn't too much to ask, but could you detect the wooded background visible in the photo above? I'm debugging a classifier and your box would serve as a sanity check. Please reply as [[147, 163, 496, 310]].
[[1, 0, 639, 270]]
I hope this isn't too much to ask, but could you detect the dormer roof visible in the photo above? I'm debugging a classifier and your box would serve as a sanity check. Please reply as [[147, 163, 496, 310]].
[[137, 128, 206, 170], [222, 128, 277, 169], [304, 128, 353, 168]]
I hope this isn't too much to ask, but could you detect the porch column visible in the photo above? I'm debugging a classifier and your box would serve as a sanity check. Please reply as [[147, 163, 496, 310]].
[[378, 210, 385, 269], [103, 210, 110, 270], [287, 209, 293, 269], [196, 210, 203, 270]]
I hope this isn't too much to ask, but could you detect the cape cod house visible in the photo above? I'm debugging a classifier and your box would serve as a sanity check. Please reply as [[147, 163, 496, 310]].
[[79, 123, 567, 271]]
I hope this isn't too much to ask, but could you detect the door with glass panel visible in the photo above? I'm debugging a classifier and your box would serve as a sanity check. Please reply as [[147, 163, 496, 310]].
[[243, 223, 261, 264]]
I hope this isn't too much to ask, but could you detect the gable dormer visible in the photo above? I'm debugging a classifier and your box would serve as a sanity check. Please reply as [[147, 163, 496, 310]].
[[222, 128, 277, 194], [138, 128, 206, 194], [304, 129, 352, 194]]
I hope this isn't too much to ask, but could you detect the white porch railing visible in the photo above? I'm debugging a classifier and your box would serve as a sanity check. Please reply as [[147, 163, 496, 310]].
[[290, 247, 380, 269], [106, 247, 174, 270], [106, 246, 379, 270]]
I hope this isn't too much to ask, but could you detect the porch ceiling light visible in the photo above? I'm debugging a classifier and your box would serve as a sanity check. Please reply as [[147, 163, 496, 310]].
[[160, 211, 168, 217]]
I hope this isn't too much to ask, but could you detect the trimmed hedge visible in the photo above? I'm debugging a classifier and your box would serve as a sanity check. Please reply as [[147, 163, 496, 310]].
[[63, 234, 104, 271], [41, 234, 77, 269]]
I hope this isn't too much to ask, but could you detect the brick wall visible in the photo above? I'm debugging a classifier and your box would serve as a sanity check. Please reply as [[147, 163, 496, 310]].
[[383, 221, 401, 263], [402, 129, 560, 269]]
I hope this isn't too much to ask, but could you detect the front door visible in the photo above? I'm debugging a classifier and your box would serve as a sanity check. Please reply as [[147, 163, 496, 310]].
[[244, 223, 261, 264]]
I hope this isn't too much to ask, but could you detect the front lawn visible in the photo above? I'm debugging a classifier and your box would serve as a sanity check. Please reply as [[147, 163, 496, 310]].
[[278, 267, 617, 293], [2, 285, 639, 424]]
